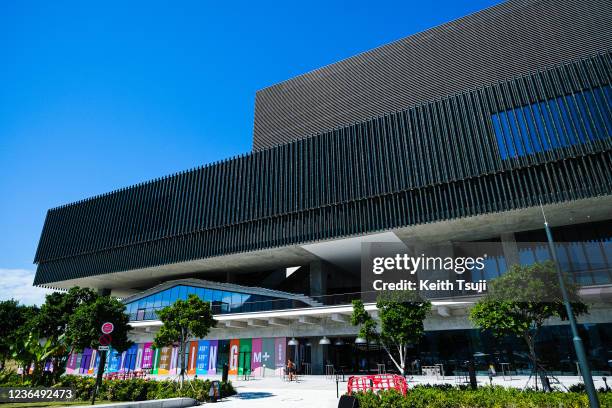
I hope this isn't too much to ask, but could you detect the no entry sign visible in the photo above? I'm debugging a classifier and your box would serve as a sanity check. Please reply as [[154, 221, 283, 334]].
[[101, 322, 114, 334], [99, 334, 112, 346]]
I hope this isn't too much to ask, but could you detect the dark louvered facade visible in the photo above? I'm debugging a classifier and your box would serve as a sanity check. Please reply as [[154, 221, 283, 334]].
[[34, 52, 612, 286], [252, 0, 612, 150]]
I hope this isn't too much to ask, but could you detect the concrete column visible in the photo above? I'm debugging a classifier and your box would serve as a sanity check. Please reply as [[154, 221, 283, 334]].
[[309, 261, 328, 298], [500, 232, 520, 268], [310, 341, 324, 375]]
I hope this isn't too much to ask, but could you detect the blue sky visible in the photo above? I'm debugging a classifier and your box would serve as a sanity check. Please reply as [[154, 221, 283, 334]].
[[0, 0, 502, 303]]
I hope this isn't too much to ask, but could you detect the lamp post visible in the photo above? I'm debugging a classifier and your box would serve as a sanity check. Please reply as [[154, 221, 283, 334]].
[[541, 204, 599, 408]]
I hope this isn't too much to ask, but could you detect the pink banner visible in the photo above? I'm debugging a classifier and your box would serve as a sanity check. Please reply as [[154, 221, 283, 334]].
[[142, 342, 154, 369], [274, 337, 286, 370], [251, 338, 263, 375], [66, 353, 78, 373]]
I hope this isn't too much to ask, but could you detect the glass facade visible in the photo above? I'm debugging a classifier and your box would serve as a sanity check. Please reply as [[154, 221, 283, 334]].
[[492, 86, 611, 160], [466, 221, 612, 286], [514, 220, 612, 286], [125, 284, 309, 321], [322, 323, 612, 376]]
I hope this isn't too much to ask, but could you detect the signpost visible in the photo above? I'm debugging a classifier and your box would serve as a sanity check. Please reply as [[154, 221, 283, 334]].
[[91, 323, 114, 405]]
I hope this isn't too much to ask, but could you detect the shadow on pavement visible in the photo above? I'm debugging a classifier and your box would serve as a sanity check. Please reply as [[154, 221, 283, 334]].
[[234, 391, 275, 399]]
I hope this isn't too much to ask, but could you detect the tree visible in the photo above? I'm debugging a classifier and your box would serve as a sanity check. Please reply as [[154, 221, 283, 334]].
[[351, 291, 431, 375], [33, 288, 98, 383], [65, 295, 132, 404], [153, 294, 216, 386], [10, 332, 65, 385], [0, 300, 38, 371], [469, 261, 587, 383], [36, 288, 97, 339]]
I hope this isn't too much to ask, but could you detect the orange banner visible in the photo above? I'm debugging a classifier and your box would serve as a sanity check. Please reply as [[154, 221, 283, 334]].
[[228, 339, 240, 375], [158, 346, 172, 375], [187, 341, 198, 375]]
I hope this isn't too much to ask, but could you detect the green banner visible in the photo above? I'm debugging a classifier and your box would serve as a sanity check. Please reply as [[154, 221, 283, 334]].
[[238, 338, 252, 376]]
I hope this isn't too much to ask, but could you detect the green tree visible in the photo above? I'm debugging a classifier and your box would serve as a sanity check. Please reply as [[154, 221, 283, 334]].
[[34, 288, 98, 383], [470, 261, 587, 377], [352, 292, 431, 375], [153, 294, 216, 386], [36, 288, 97, 339], [0, 300, 38, 371], [65, 295, 132, 404], [10, 332, 65, 385]]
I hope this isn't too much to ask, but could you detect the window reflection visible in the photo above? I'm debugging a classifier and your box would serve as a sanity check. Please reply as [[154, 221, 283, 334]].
[[125, 283, 310, 321], [492, 86, 611, 160]]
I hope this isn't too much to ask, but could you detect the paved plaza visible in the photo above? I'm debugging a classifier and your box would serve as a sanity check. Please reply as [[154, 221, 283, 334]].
[[207, 374, 610, 408]]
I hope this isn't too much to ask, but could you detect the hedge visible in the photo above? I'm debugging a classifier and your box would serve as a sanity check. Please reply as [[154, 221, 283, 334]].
[[0, 374, 235, 403], [353, 386, 612, 408]]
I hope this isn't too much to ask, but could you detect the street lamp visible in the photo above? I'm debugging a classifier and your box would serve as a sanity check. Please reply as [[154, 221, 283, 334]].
[[540, 203, 599, 408]]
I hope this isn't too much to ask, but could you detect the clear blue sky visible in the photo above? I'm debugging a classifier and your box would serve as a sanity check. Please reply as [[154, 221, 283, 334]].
[[0, 0, 501, 280]]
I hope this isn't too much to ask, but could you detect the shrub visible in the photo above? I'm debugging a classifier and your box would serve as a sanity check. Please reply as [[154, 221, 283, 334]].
[[0, 370, 22, 386], [353, 386, 612, 408], [51, 375, 235, 402]]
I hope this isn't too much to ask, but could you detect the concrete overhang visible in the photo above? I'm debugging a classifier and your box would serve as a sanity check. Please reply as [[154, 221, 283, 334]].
[[43, 195, 612, 297], [128, 300, 473, 330]]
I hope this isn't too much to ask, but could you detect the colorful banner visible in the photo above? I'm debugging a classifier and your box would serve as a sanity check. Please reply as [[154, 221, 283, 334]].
[[70, 337, 297, 378], [151, 348, 160, 375], [274, 337, 286, 371], [196, 340, 210, 375], [66, 353, 79, 374], [80, 348, 92, 374], [135, 344, 144, 371], [169, 347, 178, 375], [187, 341, 198, 375], [142, 343, 154, 369], [158, 346, 172, 375], [119, 351, 127, 372], [123, 344, 138, 372], [89, 350, 98, 375], [107, 348, 122, 372], [228, 339, 240, 375], [251, 338, 263, 376], [208, 340, 219, 374], [239, 338, 252, 376], [261, 338, 275, 375]]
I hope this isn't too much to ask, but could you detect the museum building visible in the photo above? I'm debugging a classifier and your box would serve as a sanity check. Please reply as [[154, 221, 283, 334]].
[[35, 0, 612, 376]]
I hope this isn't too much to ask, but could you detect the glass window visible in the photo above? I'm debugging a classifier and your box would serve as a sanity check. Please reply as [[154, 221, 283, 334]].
[[222, 291, 232, 313], [162, 289, 171, 307], [178, 286, 187, 300], [492, 87, 611, 160], [170, 286, 180, 303], [194, 287, 204, 301], [231, 293, 242, 313], [204, 289, 213, 303], [153, 293, 162, 308]]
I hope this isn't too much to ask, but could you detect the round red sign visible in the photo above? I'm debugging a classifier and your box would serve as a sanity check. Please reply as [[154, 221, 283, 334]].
[[101, 322, 114, 334], [99, 334, 112, 346]]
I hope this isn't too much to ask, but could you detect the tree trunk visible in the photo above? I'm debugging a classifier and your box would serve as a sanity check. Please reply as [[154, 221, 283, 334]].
[[91, 349, 107, 405], [381, 343, 403, 374], [179, 331, 185, 388], [523, 332, 539, 391]]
